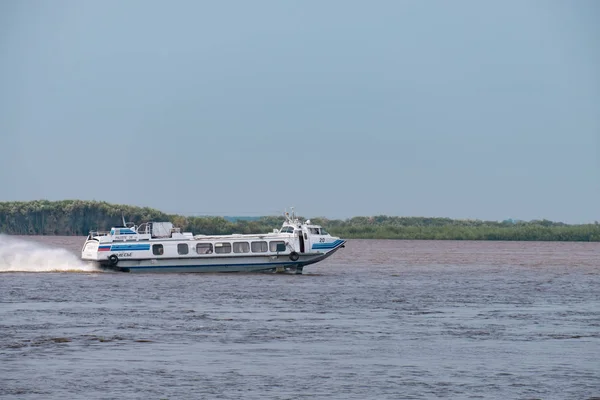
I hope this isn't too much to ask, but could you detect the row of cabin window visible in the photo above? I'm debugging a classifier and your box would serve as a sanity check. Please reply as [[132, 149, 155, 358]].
[[151, 240, 286, 256]]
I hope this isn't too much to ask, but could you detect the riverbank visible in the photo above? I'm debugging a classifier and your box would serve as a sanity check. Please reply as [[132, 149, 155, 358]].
[[1, 200, 598, 241]]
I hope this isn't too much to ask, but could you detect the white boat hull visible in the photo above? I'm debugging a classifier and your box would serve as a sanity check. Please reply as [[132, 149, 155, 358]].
[[96, 249, 342, 273], [81, 210, 346, 274]]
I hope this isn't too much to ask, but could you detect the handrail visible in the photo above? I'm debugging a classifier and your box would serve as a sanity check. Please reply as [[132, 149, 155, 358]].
[[89, 230, 109, 236]]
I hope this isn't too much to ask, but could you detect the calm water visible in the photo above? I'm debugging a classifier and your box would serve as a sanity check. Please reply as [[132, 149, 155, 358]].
[[1, 235, 599, 399]]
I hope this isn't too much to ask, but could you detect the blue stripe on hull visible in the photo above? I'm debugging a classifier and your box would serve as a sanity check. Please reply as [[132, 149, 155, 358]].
[[312, 239, 345, 250], [110, 244, 151, 251]]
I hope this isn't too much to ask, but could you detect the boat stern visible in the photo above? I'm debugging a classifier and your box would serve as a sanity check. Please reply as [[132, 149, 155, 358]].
[[81, 239, 101, 261]]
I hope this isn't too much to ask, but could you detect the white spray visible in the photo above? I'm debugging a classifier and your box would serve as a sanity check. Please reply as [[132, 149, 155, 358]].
[[0, 234, 101, 273]]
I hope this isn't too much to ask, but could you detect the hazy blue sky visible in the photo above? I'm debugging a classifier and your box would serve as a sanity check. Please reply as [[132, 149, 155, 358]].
[[1, 1, 598, 222]]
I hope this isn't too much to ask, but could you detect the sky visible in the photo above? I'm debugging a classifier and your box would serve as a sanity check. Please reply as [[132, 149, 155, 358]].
[[1, 1, 599, 223]]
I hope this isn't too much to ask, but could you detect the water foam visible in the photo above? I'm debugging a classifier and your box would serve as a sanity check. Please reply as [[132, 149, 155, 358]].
[[0, 234, 101, 273]]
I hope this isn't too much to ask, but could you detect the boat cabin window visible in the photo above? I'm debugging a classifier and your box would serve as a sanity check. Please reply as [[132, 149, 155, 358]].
[[215, 242, 231, 254], [196, 243, 213, 254], [251, 241, 268, 253], [233, 242, 250, 253], [309, 227, 320, 235], [280, 226, 294, 234], [269, 240, 285, 252], [321, 228, 329, 235], [152, 244, 164, 256], [177, 243, 189, 255]]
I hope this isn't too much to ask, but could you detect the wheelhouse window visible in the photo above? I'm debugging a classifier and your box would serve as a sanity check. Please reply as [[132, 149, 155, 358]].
[[152, 244, 164, 256], [270, 240, 285, 252], [251, 241, 268, 253], [196, 243, 213, 254], [177, 243, 189, 255], [309, 227, 320, 235], [280, 226, 294, 234], [233, 242, 250, 253], [215, 242, 231, 254]]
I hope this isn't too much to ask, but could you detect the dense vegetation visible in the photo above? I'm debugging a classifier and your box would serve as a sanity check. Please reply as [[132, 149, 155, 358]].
[[317, 216, 600, 242], [0, 200, 599, 242]]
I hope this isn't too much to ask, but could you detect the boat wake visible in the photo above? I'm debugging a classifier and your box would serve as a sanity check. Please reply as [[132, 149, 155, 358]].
[[0, 235, 101, 273]]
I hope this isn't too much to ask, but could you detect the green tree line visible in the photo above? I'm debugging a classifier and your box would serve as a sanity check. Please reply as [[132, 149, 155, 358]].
[[0, 200, 599, 242]]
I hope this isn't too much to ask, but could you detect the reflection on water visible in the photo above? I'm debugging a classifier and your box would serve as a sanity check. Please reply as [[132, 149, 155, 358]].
[[1, 236, 599, 399]]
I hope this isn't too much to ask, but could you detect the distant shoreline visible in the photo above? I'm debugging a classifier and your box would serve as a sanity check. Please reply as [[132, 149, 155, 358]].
[[1, 200, 599, 242]]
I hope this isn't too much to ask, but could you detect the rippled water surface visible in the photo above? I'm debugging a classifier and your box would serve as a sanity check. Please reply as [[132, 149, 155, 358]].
[[1, 235, 599, 399]]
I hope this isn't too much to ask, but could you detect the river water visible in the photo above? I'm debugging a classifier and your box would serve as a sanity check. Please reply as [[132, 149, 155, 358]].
[[1, 235, 599, 399]]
